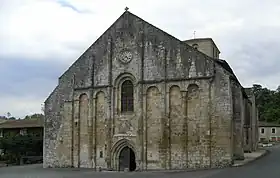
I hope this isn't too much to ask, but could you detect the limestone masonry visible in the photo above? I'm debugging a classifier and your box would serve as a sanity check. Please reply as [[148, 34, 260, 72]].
[[43, 11, 258, 171]]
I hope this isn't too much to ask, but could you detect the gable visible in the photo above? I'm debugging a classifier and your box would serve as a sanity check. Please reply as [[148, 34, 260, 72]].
[[46, 10, 244, 103], [58, 11, 216, 85]]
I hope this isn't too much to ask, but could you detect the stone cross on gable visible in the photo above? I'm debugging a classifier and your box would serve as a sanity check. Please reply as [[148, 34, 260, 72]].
[[125, 7, 129, 11]]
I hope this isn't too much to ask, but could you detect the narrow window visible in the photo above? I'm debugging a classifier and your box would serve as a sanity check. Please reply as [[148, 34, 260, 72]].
[[272, 128, 276, 134], [100, 151, 103, 158], [121, 80, 134, 112], [261, 128, 264, 134]]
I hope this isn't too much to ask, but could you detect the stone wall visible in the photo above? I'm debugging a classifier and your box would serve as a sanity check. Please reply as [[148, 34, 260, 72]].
[[243, 98, 253, 152], [44, 11, 240, 170], [95, 91, 107, 168], [243, 88, 259, 153], [169, 85, 185, 169], [230, 80, 244, 159], [146, 86, 165, 169], [246, 91, 258, 151], [184, 38, 220, 59], [209, 66, 234, 167]]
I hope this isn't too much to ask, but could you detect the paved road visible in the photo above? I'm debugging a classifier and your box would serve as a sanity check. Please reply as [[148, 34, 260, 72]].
[[205, 145, 280, 178], [0, 146, 279, 178]]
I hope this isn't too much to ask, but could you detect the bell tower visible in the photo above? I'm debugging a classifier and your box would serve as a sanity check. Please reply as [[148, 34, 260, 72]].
[[184, 38, 220, 59]]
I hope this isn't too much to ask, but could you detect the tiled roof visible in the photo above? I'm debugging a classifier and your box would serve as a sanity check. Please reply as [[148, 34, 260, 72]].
[[0, 118, 44, 129], [0, 118, 7, 124], [258, 121, 280, 127]]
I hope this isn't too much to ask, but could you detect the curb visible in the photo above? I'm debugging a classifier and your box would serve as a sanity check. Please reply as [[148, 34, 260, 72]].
[[136, 163, 236, 174], [231, 149, 270, 168]]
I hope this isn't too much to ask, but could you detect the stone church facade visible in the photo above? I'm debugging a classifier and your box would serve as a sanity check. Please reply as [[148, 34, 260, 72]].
[[43, 11, 258, 171]]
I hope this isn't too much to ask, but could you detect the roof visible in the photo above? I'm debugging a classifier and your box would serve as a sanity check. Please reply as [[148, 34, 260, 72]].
[[0, 118, 7, 124], [215, 59, 249, 99], [259, 121, 280, 127], [0, 118, 44, 129]]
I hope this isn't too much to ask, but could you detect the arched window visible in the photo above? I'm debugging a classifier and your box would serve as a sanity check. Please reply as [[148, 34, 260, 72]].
[[121, 80, 134, 112]]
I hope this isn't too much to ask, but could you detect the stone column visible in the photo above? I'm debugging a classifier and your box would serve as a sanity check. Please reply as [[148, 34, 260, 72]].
[[251, 95, 257, 151], [73, 99, 80, 167], [234, 90, 244, 160], [88, 89, 94, 168], [92, 97, 97, 170], [166, 91, 171, 169], [142, 92, 147, 170], [181, 91, 188, 166]]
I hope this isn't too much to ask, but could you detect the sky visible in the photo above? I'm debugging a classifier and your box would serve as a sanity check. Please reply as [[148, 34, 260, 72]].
[[0, 0, 280, 118]]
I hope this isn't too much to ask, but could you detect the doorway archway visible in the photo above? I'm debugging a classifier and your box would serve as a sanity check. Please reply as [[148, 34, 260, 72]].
[[119, 146, 136, 171]]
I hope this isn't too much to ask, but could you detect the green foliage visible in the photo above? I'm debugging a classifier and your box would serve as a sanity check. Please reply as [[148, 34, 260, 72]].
[[0, 134, 43, 164], [0, 113, 44, 120], [252, 84, 280, 123], [23, 113, 44, 120], [0, 115, 17, 120]]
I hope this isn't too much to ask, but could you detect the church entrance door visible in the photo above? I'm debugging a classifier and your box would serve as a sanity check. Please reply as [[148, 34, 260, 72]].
[[119, 146, 136, 171]]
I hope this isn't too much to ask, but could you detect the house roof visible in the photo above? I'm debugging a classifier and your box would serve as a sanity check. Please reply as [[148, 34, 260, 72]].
[[0, 118, 7, 124], [0, 118, 44, 129], [259, 121, 280, 127]]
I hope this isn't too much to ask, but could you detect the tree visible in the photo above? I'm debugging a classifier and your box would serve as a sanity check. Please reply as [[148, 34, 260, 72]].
[[252, 84, 280, 123], [6, 112, 11, 118], [0, 134, 43, 164], [23, 113, 44, 120]]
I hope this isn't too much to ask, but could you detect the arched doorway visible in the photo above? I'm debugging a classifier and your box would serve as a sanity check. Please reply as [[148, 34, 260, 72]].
[[119, 146, 136, 171]]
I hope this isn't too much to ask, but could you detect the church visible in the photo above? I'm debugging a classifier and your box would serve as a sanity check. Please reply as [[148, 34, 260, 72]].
[[43, 10, 258, 171]]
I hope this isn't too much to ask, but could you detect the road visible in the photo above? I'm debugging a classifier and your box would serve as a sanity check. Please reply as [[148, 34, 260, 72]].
[[205, 145, 280, 178], [0, 146, 279, 178]]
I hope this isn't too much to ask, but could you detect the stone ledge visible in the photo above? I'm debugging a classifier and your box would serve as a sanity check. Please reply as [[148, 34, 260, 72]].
[[41, 164, 233, 173]]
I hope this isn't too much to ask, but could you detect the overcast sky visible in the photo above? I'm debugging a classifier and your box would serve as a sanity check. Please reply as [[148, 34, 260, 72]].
[[0, 0, 280, 118]]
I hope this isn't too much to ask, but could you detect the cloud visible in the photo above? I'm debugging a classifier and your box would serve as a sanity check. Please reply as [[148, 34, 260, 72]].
[[56, 0, 83, 13], [0, 0, 279, 117], [0, 57, 67, 117]]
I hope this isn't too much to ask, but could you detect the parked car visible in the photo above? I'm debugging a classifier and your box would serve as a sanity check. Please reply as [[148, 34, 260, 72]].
[[261, 141, 273, 147]]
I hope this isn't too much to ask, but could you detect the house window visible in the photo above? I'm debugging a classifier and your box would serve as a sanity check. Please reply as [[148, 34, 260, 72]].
[[121, 80, 134, 112], [271, 128, 276, 134], [0, 130, 3, 137], [20, 128, 27, 135], [261, 128, 265, 134]]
